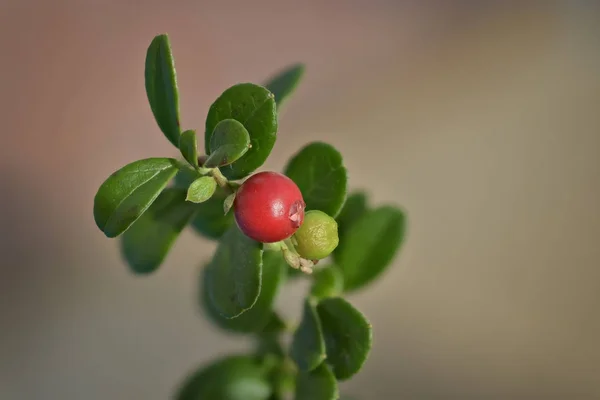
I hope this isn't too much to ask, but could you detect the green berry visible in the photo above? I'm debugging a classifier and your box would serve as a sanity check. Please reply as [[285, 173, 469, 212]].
[[293, 210, 339, 260]]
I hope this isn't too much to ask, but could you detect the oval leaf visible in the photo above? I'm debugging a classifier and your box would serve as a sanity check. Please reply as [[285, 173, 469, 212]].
[[290, 299, 326, 371], [176, 355, 271, 400], [284, 142, 347, 217], [311, 266, 344, 300], [203, 251, 286, 333], [317, 297, 372, 380], [295, 363, 338, 400], [191, 186, 235, 240], [93, 158, 179, 238], [206, 224, 263, 318], [186, 176, 217, 203], [179, 129, 199, 168], [336, 206, 405, 292], [120, 188, 196, 274], [205, 83, 277, 180], [204, 119, 251, 168], [145, 34, 181, 147], [264, 63, 305, 109]]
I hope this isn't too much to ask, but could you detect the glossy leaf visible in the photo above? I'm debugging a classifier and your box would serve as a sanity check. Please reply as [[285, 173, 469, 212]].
[[176, 355, 271, 400], [191, 186, 235, 240], [336, 206, 405, 291], [311, 266, 343, 300], [179, 129, 199, 168], [186, 176, 217, 203], [290, 299, 326, 371], [205, 119, 251, 168], [145, 34, 181, 147], [93, 158, 179, 238], [284, 142, 347, 217], [203, 251, 286, 333], [205, 83, 277, 180], [333, 191, 368, 260], [264, 63, 305, 109], [295, 364, 338, 400], [120, 188, 196, 274], [317, 297, 372, 380], [206, 224, 263, 318]]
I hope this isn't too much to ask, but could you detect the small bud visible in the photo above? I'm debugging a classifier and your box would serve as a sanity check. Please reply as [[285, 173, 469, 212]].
[[293, 210, 339, 260]]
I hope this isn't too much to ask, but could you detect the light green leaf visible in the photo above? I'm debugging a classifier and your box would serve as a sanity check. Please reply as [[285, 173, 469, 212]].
[[186, 176, 217, 203], [224, 192, 236, 215], [120, 188, 196, 274], [295, 364, 338, 400], [205, 83, 277, 180], [145, 34, 181, 147], [190, 186, 235, 240], [94, 158, 179, 238], [203, 251, 286, 333], [284, 142, 347, 217], [206, 224, 263, 318], [264, 63, 305, 109], [290, 299, 326, 371], [311, 266, 343, 300], [204, 119, 251, 168], [176, 355, 271, 400], [317, 297, 372, 380], [336, 206, 405, 291], [179, 129, 199, 168]]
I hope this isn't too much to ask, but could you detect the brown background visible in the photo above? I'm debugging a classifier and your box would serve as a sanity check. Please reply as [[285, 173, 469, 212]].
[[1, 1, 599, 399]]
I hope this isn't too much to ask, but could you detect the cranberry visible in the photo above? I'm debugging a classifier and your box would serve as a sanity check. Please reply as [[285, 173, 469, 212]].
[[234, 171, 305, 243], [293, 210, 339, 260]]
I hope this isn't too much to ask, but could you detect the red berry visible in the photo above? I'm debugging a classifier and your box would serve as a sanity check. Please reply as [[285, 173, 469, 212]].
[[234, 171, 305, 243]]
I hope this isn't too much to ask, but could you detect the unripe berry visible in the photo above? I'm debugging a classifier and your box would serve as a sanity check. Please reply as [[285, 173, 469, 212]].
[[293, 210, 339, 260], [234, 171, 305, 243]]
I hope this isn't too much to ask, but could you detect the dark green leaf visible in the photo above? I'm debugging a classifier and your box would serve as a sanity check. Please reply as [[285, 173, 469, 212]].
[[205, 83, 277, 180], [264, 63, 305, 109], [295, 364, 338, 400], [284, 142, 347, 217], [203, 251, 286, 333], [173, 165, 199, 188], [94, 158, 179, 238], [290, 299, 326, 371], [204, 119, 251, 168], [317, 297, 372, 380], [206, 225, 263, 318], [179, 129, 199, 168], [311, 266, 343, 300], [336, 206, 405, 291], [333, 192, 368, 262], [186, 176, 217, 203], [190, 186, 235, 240], [145, 34, 181, 147], [120, 188, 196, 274], [176, 355, 271, 400]]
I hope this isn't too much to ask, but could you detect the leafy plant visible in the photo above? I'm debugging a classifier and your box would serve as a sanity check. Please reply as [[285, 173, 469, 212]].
[[93, 33, 407, 400]]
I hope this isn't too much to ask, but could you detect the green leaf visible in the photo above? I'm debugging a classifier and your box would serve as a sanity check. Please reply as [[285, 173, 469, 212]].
[[179, 129, 199, 168], [203, 251, 286, 333], [205, 83, 277, 180], [336, 206, 405, 291], [290, 299, 326, 371], [205, 119, 251, 168], [145, 34, 181, 147], [206, 224, 263, 318], [173, 165, 199, 188], [284, 142, 347, 217], [191, 186, 235, 240], [224, 192, 236, 214], [334, 192, 368, 253], [120, 188, 196, 274], [317, 297, 372, 380], [186, 176, 217, 203], [94, 158, 179, 238], [264, 63, 305, 109], [310, 266, 343, 300], [295, 364, 338, 400], [176, 355, 271, 400]]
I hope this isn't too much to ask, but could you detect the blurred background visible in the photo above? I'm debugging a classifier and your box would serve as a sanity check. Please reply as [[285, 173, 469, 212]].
[[1, 1, 600, 399]]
